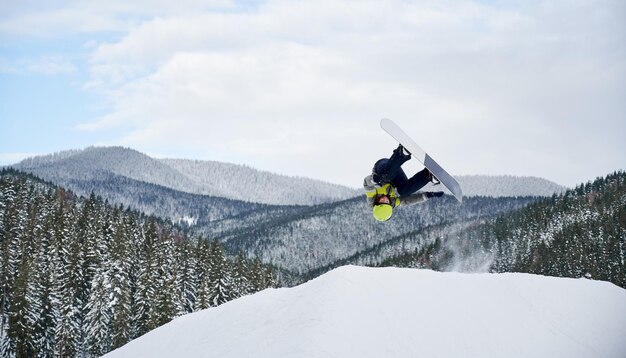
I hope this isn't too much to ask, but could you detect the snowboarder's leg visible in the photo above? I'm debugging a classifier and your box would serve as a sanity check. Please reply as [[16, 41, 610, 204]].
[[379, 146, 410, 181], [394, 168, 431, 196], [372, 145, 411, 184]]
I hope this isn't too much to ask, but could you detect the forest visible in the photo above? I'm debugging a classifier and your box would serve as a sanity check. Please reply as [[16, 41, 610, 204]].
[[0, 170, 276, 357]]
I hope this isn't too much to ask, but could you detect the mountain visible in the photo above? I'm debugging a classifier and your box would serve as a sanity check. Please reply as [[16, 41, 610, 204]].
[[103, 266, 626, 358], [10, 147, 359, 206]]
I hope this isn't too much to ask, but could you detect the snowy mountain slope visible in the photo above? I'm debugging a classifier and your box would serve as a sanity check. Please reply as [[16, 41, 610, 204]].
[[455, 174, 566, 197], [9, 147, 359, 205], [211, 195, 537, 274], [103, 266, 626, 358], [420, 174, 566, 198], [13, 146, 198, 189], [160, 158, 360, 205], [46, 170, 302, 225]]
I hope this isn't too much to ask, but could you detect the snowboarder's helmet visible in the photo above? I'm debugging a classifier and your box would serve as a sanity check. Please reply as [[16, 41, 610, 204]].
[[373, 204, 393, 221]]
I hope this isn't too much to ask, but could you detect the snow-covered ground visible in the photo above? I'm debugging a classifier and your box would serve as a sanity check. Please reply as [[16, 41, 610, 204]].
[[104, 266, 626, 358]]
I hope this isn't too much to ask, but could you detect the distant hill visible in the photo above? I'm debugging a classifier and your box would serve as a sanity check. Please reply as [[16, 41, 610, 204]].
[[454, 174, 566, 197], [10, 147, 360, 206], [103, 266, 626, 358], [159, 158, 360, 205]]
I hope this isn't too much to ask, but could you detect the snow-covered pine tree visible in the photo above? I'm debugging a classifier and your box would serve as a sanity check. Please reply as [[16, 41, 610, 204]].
[[84, 209, 114, 356], [231, 252, 251, 299], [7, 251, 30, 357], [263, 265, 278, 289], [174, 238, 197, 315], [248, 258, 267, 293], [124, 213, 144, 341], [109, 213, 133, 350], [53, 197, 82, 358], [194, 238, 211, 311], [208, 240, 232, 307], [84, 267, 112, 356], [148, 228, 178, 329], [0, 175, 23, 356], [130, 218, 157, 338], [27, 192, 62, 357]]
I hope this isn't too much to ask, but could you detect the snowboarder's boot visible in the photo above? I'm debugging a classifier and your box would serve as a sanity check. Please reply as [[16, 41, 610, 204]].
[[427, 170, 441, 185], [426, 191, 444, 198]]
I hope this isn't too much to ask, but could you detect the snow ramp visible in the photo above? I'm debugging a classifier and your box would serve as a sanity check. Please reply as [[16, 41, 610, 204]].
[[104, 266, 626, 358]]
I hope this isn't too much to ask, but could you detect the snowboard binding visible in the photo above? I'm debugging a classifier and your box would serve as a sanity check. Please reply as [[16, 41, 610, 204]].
[[428, 170, 441, 186]]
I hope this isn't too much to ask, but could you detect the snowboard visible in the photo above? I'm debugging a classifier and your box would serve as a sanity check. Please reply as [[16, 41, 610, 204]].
[[380, 118, 463, 203]]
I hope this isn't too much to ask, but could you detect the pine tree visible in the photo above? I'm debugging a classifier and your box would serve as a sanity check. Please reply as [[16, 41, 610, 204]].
[[53, 199, 82, 358], [8, 255, 32, 357], [174, 239, 197, 315], [194, 238, 211, 311], [109, 214, 132, 350], [84, 268, 112, 356], [134, 218, 158, 334], [149, 231, 177, 329], [248, 258, 266, 293], [27, 192, 61, 357], [208, 240, 231, 307], [125, 212, 144, 340], [231, 252, 251, 299], [0, 176, 22, 356], [85, 208, 115, 356]]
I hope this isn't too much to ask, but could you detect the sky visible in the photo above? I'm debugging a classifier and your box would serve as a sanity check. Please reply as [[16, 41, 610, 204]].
[[1, 0, 624, 188]]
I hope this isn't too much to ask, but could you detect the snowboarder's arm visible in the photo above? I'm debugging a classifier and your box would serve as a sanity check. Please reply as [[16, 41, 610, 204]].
[[363, 175, 380, 206], [398, 192, 428, 206]]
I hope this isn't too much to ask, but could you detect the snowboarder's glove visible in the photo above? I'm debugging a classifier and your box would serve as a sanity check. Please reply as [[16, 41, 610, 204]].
[[426, 191, 444, 198], [393, 144, 411, 161]]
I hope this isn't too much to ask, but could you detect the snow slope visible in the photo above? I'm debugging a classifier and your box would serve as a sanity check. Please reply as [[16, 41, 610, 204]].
[[104, 266, 626, 358]]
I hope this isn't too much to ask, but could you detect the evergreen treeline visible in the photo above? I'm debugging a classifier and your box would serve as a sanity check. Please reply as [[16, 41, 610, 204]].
[[380, 171, 626, 288], [489, 171, 626, 287], [0, 170, 277, 358]]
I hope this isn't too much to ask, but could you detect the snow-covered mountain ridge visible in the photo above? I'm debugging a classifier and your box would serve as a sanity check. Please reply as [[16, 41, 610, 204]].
[[10, 147, 359, 205], [9, 147, 564, 206], [103, 265, 626, 358]]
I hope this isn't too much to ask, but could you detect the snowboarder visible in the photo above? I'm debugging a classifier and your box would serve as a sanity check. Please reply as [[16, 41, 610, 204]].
[[364, 144, 444, 221]]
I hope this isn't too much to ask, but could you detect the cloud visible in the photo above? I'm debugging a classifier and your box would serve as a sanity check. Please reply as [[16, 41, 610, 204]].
[[5, 0, 624, 187], [0, 0, 237, 37], [0, 56, 78, 75]]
